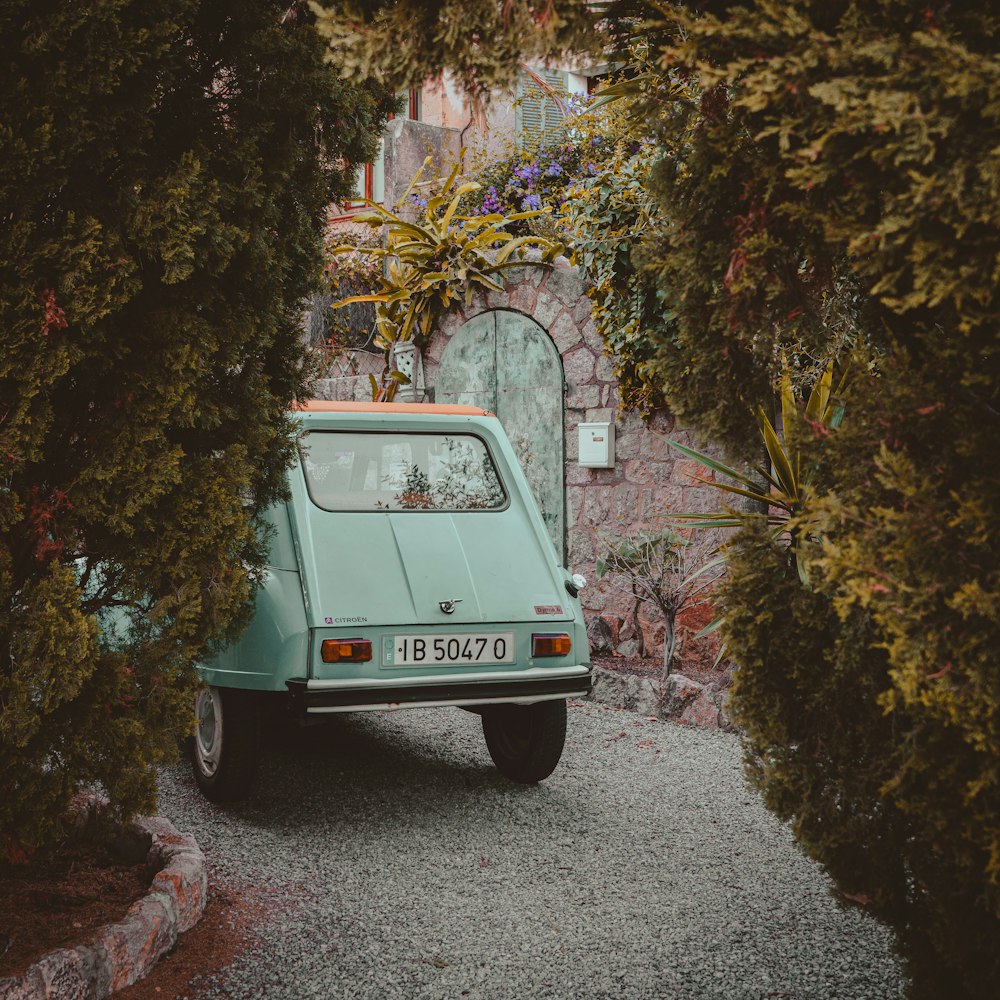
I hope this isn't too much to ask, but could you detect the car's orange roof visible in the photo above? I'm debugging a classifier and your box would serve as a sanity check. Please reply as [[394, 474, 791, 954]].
[[295, 400, 494, 417]]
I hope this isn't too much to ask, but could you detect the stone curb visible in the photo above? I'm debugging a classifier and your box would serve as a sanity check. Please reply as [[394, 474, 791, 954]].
[[588, 663, 735, 732], [0, 816, 208, 1000]]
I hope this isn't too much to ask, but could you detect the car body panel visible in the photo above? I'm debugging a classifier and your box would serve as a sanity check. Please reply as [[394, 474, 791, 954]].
[[199, 567, 308, 691], [198, 402, 591, 710]]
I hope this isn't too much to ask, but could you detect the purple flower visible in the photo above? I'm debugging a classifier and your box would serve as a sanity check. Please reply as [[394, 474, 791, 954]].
[[521, 192, 542, 211], [481, 191, 503, 214]]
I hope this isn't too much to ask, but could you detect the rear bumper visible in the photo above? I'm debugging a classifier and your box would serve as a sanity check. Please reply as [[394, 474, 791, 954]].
[[286, 664, 592, 715]]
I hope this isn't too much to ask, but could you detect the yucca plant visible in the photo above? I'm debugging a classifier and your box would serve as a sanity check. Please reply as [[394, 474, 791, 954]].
[[331, 156, 563, 398], [666, 361, 849, 647], [668, 360, 848, 542]]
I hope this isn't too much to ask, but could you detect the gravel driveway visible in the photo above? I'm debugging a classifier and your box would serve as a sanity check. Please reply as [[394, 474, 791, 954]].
[[156, 700, 908, 1000]]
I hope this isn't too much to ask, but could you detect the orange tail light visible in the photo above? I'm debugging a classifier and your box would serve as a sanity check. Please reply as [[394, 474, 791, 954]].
[[321, 638, 373, 663], [532, 633, 572, 657]]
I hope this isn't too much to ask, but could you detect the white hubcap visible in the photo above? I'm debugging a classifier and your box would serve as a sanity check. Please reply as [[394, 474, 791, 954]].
[[195, 688, 223, 777]]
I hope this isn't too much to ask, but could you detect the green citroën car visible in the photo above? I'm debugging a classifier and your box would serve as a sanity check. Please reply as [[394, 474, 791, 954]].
[[191, 401, 592, 801]]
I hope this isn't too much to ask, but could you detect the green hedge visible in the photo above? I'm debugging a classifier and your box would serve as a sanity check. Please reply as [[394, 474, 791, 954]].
[[626, 2, 1000, 994], [0, 0, 391, 851]]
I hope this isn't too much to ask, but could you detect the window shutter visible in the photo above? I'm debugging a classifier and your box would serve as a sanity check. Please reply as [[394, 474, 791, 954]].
[[516, 69, 567, 140]]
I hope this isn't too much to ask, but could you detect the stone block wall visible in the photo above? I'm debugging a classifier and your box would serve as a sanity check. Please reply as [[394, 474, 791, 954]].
[[311, 258, 726, 669], [383, 118, 462, 210]]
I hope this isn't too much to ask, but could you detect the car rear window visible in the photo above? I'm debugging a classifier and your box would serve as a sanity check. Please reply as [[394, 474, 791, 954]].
[[300, 431, 507, 512]]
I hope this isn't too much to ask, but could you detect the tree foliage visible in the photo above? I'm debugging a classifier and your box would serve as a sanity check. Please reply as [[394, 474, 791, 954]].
[[0, 0, 392, 849], [309, 0, 596, 100], [623, 3, 1000, 994]]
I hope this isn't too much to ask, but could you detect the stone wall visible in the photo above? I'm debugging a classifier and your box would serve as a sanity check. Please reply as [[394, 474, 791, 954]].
[[383, 118, 462, 209], [311, 258, 725, 670]]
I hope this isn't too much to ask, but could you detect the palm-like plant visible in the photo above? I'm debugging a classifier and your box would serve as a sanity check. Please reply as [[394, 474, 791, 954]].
[[668, 360, 847, 540], [665, 361, 848, 649], [331, 156, 563, 400]]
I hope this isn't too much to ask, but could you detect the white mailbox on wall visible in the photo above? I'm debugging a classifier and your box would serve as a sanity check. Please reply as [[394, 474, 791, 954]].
[[578, 422, 615, 468]]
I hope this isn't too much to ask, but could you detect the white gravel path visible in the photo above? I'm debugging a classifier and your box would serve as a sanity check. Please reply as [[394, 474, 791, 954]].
[[156, 700, 909, 1000]]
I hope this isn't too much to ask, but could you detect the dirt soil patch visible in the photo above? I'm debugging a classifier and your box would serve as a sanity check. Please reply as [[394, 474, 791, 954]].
[[114, 883, 260, 1000], [0, 839, 151, 979]]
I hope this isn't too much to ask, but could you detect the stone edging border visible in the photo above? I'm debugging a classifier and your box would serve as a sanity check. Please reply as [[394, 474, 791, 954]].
[[0, 816, 207, 1000]]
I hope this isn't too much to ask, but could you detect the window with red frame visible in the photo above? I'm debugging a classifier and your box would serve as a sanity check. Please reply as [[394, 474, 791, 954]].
[[407, 87, 421, 121], [333, 88, 420, 217]]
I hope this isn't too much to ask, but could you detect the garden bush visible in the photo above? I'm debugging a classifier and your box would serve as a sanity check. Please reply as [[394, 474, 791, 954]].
[[629, 3, 1000, 993], [0, 0, 392, 852]]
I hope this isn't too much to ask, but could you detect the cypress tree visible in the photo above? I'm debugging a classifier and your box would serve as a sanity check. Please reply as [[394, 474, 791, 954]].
[[0, 0, 392, 848], [629, 4, 1000, 994]]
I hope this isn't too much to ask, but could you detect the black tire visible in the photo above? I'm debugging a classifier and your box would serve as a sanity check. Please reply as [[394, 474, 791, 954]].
[[481, 699, 567, 783], [191, 686, 262, 802]]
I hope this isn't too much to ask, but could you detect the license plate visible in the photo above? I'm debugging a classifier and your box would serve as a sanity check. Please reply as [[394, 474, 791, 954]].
[[387, 632, 516, 666]]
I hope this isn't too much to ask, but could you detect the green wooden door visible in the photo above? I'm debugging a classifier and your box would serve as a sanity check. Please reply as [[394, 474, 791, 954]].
[[436, 310, 565, 560]]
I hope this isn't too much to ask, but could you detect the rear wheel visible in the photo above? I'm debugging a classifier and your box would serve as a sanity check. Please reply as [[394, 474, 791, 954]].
[[191, 686, 261, 802], [482, 699, 567, 783]]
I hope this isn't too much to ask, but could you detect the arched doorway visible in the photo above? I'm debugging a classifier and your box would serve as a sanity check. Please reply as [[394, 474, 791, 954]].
[[436, 309, 565, 560]]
